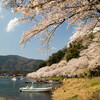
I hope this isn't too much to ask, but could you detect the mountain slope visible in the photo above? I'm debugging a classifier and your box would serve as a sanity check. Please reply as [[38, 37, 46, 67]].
[[0, 55, 43, 75]]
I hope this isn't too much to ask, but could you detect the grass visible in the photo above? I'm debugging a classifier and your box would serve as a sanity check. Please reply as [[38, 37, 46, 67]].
[[50, 77, 64, 81], [52, 77, 100, 100], [90, 89, 100, 100], [68, 95, 78, 100], [0, 97, 6, 100], [91, 81, 100, 86]]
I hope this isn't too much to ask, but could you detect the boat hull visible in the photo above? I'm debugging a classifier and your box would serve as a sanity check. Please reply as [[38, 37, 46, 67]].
[[11, 77, 17, 81], [20, 87, 52, 92]]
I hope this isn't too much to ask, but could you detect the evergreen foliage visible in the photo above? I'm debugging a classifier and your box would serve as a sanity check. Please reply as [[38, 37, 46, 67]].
[[47, 50, 66, 66], [37, 41, 88, 69], [36, 61, 47, 70], [89, 65, 100, 77], [66, 42, 86, 61], [37, 49, 67, 69]]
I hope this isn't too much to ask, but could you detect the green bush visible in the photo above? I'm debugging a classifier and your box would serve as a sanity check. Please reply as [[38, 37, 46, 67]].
[[66, 42, 85, 62], [66, 50, 80, 61], [37, 41, 87, 69], [89, 65, 100, 77], [48, 50, 66, 66], [36, 61, 47, 70], [37, 49, 67, 69]]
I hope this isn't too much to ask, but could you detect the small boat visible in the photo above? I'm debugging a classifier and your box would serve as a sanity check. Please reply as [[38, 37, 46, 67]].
[[47, 80, 61, 84], [11, 77, 17, 81], [20, 78, 24, 80], [19, 85, 52, 92]]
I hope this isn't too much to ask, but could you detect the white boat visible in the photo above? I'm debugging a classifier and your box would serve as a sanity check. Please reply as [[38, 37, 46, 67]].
[[19, 85, 52, 92], [20, 78, 24, 80], [47, 80, 61, 84], [11, 77, 17, 81]]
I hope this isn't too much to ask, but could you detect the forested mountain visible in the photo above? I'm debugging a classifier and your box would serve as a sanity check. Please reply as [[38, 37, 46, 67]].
[[0, 55, 43, 76]]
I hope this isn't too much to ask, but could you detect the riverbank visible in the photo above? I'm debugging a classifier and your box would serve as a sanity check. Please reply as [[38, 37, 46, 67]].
[[52, 77, 100, 100]]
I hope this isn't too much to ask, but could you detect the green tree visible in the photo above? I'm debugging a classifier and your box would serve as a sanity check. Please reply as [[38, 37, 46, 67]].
[[66, 42, 85, 61]]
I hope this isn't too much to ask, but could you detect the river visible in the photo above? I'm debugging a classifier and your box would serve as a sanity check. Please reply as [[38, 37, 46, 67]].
[[0, 77, 52, 100]]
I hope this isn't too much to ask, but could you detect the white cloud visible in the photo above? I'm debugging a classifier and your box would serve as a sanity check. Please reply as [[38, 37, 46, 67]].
[[6, 17, 19, 32]]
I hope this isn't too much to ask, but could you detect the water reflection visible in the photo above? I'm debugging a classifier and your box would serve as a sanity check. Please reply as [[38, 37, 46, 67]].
[[0, 77, 52, 100]]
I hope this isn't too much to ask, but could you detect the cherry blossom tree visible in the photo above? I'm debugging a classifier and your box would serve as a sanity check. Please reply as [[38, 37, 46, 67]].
[[2, 0, 100, 53]]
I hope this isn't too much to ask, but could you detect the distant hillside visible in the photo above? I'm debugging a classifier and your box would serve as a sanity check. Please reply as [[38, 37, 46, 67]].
[[0, 55, 43, 76]]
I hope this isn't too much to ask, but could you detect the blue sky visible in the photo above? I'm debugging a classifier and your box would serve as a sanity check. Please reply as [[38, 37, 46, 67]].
[[0, 2, 74, 60]]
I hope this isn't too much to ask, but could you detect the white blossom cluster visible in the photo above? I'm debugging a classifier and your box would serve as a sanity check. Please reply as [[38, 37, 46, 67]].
[[2, 0, 100, 53], [27, 31, 100, 79]]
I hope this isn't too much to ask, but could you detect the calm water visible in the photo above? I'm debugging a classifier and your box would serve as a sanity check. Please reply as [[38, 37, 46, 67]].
[[0, 77, 52, 100]]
